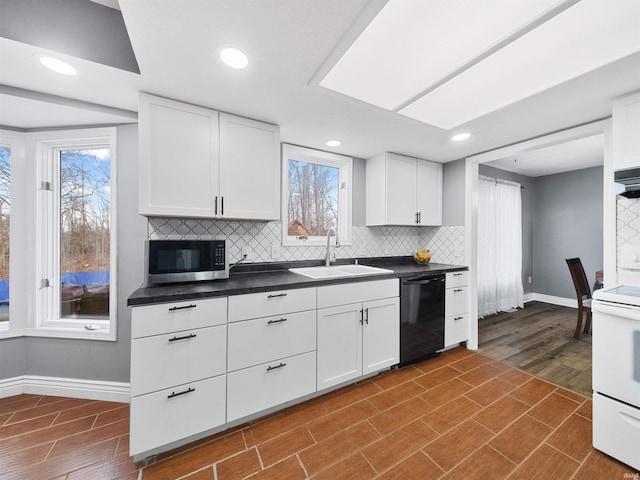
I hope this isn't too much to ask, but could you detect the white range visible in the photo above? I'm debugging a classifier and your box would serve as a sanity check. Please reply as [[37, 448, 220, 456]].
[[592, 285, 640, 471]]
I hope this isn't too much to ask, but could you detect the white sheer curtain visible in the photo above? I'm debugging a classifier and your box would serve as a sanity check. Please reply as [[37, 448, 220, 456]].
[[477, 175, 524, 317]]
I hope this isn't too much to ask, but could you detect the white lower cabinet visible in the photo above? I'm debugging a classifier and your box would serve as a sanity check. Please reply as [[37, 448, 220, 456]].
[[227, 351, 316, 422], [444, 271, 470, 347], [226, 288, 317, 422], [130, 375, 226, 456], [317, 280, 400, 391], [129, 297, 228, 457], [129, 278, 408, 458]]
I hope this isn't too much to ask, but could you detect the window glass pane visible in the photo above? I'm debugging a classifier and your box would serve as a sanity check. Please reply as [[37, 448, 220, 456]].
[[59, 149, 110, 319], [0, 146, 9, 323], [287, 159, 339, 237]]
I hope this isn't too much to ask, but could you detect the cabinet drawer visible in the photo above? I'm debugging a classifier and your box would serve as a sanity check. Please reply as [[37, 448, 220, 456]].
[[227, 351, 316, 422], [131, 325, 226, 396], [446, 271, 469, 288], [593, 393, 640, 471], [317, 279, 399, 309], [131, 297, 227, 338], [228, 310, 316, 372], [444, 313, 469, 347], [445, 286, 469, 318], [130, 375, 226, 457], [228, 288, 316, 322]]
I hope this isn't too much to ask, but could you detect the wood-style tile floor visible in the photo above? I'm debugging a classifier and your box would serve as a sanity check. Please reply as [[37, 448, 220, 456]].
[[1, 348, 637, 479]]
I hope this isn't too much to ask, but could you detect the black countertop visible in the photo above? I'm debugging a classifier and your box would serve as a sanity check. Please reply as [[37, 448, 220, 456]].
[[127, 256, 468, 306]]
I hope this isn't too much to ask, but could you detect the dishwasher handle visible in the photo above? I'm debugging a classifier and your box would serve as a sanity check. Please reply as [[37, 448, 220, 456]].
[[403, 276, 445, 285]]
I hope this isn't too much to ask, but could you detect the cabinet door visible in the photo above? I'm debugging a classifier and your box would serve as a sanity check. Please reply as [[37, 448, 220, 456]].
[[219, 113, 280, 220], [385, 153, 417, 225], [138, 94, 219, 217], [416, 160, 442, 226], [317, 303, 362, 391], [362, 297, 399, 375], [613, 91, 640, 170]]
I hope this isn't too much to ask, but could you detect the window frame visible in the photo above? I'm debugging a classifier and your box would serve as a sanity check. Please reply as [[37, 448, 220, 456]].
[[31, 128, 117, 341], [0, 133, 16, 334], [281, 143, 353, 247]]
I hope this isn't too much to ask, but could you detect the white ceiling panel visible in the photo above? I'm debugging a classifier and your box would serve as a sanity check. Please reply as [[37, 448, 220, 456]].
[[319, 0, 560, 111], [488, 134, 604, 177], [399, 0, 640, 129]]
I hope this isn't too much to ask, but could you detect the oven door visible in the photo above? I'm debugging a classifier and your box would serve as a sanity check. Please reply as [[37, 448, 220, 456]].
[[592, 300, 640, 406]]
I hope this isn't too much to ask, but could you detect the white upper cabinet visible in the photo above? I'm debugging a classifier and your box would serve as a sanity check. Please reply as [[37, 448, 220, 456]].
[[138, 94, 280, 220], [219, 113, 280, 220], [612, 91, 640, 171], [366, 152, 442, 226], [139, 93, 219, 217]]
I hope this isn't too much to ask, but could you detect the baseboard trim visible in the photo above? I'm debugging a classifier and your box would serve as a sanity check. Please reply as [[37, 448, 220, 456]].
[[527, 293, 577, 309], [0, 375, 130, 403]]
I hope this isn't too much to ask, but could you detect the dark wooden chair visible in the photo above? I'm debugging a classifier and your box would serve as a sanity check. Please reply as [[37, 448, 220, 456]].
[[565, 258, 592, 339]]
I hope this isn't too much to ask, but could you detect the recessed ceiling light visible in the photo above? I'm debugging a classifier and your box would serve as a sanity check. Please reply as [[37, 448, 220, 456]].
[[220, 47, 248, 69], [39, 56, 77, 75], [326, 140, 341, 147], [451, 133, 470, 142]]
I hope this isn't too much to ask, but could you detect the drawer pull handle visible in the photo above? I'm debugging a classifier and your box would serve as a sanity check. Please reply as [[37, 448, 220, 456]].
[[267, 293, 287, 299], [168, 333, 197, 342], [168, 304, 197, 312], [454, 316, 464, 321], [453, 288, 464, 293], [167, 387, 195, 399], [453, 273, 463, 276], [267, 318, 288, 325], [266, 362, 286, 372], [364, 308, 369, 324]]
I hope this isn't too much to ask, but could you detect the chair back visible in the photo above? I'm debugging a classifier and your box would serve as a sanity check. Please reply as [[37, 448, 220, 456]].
[[565, 258, 592, 302]]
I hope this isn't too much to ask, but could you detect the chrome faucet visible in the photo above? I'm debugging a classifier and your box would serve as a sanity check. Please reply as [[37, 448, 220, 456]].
[[325, 227, 340, 266]]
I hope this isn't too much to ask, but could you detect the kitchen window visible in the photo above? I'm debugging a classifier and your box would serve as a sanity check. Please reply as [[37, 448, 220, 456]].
[[282, 144, 352, 246], [0, 143, 10, 330], [34, 130, 116, 339]]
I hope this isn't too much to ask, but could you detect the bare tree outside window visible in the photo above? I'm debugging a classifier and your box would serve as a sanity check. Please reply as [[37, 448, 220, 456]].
[[59, 149, 110, 319], [287, 159, 339, 237], [0, 146, 9, 322]]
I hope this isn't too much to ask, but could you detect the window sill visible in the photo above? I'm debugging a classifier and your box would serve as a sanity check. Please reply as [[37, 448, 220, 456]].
[[0, 325, 115, 341]]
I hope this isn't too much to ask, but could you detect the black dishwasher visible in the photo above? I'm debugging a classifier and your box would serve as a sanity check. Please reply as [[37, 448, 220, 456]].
[[399, 273, 446, 366]]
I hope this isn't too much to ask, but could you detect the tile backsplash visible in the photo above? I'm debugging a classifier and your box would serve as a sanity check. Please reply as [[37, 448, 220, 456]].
[[617, 196, 640, 266], [147, 218, 465, 265]]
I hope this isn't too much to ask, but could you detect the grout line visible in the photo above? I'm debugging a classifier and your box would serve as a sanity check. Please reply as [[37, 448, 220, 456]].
[[296, 453, 310, 478]]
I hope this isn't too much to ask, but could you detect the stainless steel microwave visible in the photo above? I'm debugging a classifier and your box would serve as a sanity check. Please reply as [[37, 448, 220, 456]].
[[145, 239, 228, 285]]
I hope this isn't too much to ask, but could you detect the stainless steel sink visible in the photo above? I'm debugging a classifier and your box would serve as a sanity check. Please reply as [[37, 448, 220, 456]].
[[288, 264, 394, 279]]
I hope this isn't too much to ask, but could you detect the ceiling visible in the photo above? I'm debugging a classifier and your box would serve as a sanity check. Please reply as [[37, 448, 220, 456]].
[[487, 134, 604, 177], [0, 0, 639, 173]]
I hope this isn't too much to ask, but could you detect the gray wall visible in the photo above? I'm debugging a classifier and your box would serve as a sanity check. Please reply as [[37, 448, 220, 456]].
[[352, 157, 366, 226], [533, 166, 603, 298], [479, 164, 536, 294], [0, 124, 145, 383], [443, 159, 465, 225]]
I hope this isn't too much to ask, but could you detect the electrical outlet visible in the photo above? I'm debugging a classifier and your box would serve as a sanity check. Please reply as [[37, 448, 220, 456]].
[[528, 276, 532, 284], [241, 246, 253, 262], [358, 243, 366, 256], [271, 245, 280, 260]]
